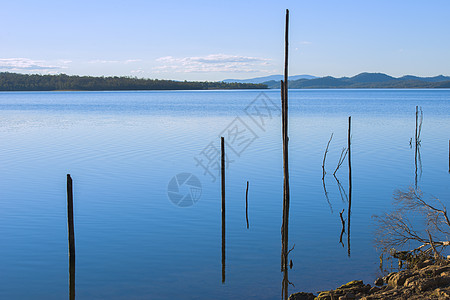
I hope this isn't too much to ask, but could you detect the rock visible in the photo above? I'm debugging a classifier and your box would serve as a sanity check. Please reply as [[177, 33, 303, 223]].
[[382, 272, 396, 284], [403, 275, 420, 288], [337, 280, 364, 290], [315, 291, 333, 300], [387, 271, 413, 287], [290, 260, 450, 300], [287, 292, 316, 300], [368, 286, 381, 294], [418, 276, 450, 292], [338, 292, 356, 300], [374, 277, 384, 286]]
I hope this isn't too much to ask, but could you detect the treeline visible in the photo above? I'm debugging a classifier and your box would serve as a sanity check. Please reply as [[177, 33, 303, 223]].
[[0, 72, 267, 91]]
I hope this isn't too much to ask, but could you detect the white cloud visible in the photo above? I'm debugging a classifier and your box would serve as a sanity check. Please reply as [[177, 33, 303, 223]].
[[0, 58, 70, 72], [154, 54, 271, 73], [88, 59, 142, 64]]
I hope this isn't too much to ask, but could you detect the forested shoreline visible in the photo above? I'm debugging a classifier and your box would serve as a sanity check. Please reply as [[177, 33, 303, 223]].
[[0, 72, 267, 91]]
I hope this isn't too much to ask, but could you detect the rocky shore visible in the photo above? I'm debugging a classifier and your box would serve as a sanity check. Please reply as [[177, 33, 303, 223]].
[[289, 259, 450, 300]]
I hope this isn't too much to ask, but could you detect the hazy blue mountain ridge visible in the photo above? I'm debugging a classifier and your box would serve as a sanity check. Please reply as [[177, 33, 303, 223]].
[[223, 74, 317, 84], [260, 72, 450, 88]]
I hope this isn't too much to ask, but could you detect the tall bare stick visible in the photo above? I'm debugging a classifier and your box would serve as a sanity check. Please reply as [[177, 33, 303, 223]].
[[281, 8, 291, 272]]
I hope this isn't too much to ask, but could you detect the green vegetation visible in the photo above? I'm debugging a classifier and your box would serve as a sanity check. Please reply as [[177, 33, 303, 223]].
[[0, 72, 267, 91]]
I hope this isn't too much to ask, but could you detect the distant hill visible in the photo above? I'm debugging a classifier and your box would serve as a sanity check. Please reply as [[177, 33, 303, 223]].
[[262, 72, 450, 89], [223, 74, 317, 84], [399, 75, 450, 82]]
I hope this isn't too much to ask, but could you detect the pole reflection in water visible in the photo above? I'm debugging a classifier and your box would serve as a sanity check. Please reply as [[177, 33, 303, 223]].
[[414, 106, 423, 189], [339, 209, 345, 247], [222, 212, 225, 284], [347, 116, 352, 257], [221, 137, 226, 284], [69, 254, 75, 300], [245, 181, 249, 229], [67, 174, 76, 300], [281, 263, 289, 300]]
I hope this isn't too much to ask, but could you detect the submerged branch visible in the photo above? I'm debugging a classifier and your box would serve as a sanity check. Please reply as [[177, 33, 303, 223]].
[[333, 147, 348, 176], [322, 133, 333, 180]]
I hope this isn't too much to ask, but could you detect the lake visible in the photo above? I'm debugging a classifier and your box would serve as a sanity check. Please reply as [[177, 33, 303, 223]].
[[0, 89, 449, 299]]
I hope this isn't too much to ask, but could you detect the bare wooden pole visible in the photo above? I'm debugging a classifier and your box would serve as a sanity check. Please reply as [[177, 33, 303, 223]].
[[221, 137, 225, 283], [281, 8, 290, 271], [347, 117, 352, 257], [67, 174, 75, 300], [245, 181, 249, 229], [283, 9, 289, 108], [221, 137, 225, 215]]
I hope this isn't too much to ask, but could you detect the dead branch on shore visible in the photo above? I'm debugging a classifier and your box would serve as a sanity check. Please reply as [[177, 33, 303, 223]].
[[374, 186, 450, 261]]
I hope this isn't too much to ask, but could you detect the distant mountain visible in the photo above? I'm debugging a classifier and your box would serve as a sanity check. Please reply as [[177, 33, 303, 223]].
[[350, 72, 396, 83], [223, 74, 317, 84], [262, 72, 450, 89], [399, 75, 450, 82]]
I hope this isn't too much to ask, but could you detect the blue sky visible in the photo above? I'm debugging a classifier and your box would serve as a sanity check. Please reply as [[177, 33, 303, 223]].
[[1, 0, 449, 81]]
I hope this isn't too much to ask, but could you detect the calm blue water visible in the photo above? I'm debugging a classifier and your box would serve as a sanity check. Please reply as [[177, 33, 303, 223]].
[[0, 89, 449, 299]]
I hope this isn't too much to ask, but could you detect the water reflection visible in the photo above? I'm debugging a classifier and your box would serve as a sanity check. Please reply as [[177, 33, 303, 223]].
[[221, 137, 226, 284], [222, 211, 225, 284], [321, 117, 352, 256], [414, 106, 423, 189], [67, 174, 76, 300], [339, 209, 345, 248], [246, 181, 249, 229], [347, 117, 352, 258], [281, 216, 294, 300], [69, 254, 75, 300], [322, 177, 333, 213]]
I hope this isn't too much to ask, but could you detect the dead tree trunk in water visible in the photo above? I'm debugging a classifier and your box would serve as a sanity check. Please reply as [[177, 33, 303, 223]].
[[281, 8, 291, 272]]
